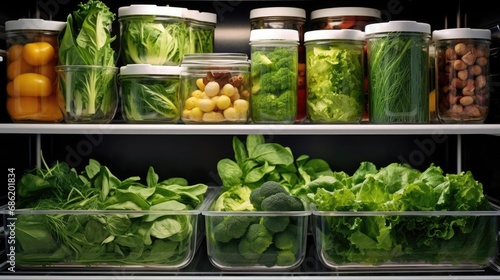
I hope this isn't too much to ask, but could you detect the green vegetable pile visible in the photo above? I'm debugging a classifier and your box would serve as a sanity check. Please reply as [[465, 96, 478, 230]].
[[306, 43, 364, 123], [368, 32, 429, 123], [214, 134, 333, 212], [251, 46, 298, 123], [58, 0, 118, 120], [298, 161, 497, 266], [15, 156, 208, 267], [208, 181, 307, 267], [121, 78, 180, 122], [120, 15, 189, 65]]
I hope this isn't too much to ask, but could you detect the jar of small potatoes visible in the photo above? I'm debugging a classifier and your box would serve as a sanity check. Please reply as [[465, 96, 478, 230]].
[[179, 53, 251, 123], [5, 18, 66, 122]]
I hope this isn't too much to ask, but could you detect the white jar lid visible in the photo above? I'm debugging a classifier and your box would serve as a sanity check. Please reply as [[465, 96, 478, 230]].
[[365, 20, 431, 34], [120, 64, 181, 75], [250, 7, 306, 19], [249, 29, 299, 41], [305, 29, 365, 42], [184, 9, 217, 23], [432, 28, 491, 41], [311, 7, 381, 20], [5, 18, 66, 31], [118, 5, 186, 18]]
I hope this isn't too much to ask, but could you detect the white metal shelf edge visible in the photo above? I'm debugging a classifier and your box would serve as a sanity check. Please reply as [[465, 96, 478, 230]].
[[1, 123, 500, 135]]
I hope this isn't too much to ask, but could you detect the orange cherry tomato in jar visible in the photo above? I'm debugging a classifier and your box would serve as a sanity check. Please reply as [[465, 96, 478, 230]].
[[7, 96, 41, 121], [7, 59, 33, 81], [7, 44, 24, 62], [34, 60, 57, 82], [22, 41, 55, 66], [9, 73, 52, 97], [39, 94, 63, 121]]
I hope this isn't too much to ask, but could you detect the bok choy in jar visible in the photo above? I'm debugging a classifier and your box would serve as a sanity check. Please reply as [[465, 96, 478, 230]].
[[57, 0, 118, 123], [365, 21, 431, 123]]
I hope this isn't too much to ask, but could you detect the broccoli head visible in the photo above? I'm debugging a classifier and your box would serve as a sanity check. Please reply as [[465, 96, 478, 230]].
[[250, 181, 288, 210], [261, 192, 304, 211], [213, 239, 246, 265], [273, 223, 299, 251], [250, 90, 296, 122], [238, 223, 273, 256], [256, 68, 296, 94], [263, 215, 290, 233], [276, 249, 296, 266], [212, 215, 257, 243], [257, 245, 279, 267]]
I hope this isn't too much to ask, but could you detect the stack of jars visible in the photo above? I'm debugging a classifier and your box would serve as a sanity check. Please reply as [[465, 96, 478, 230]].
[[117, 4, 217, 123]]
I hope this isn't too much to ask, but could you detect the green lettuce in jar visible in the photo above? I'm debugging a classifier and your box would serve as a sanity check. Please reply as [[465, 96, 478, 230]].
[[305, 29, 365, 123], [118, 5, 189, 65]]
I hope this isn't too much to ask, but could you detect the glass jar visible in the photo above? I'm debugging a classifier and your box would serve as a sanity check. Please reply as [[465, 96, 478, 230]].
[[180, 53, 251, 124], [56, 65, 118, 124], [5, 18, 66, 123], [310, 7, 381, 31], [249, 29, 299, 124], [185, 9, 217, 54], [432, 28, 492, 123], [310, 7, 382, 122], [119, 64, 181, 123], [118, 5, 188, 66], [249, 7, 307, 123], [304, 29, 365, 123], [365, 21, 431, 123]]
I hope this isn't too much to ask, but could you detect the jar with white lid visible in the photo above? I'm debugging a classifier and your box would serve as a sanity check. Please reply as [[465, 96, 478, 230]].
[[365, 20, 431, 123], [118, 5, 188, 66], [5, 18, 66, 123], [184, 9, 217, 54], [180, 53, 251, 124], [119, 64, 181, 123], [304, 29, 365, 123], [250, 7, 307, 123], [432, 28, 492, 123], [249, 29, 299, 124], [310, 7, 382, 31]]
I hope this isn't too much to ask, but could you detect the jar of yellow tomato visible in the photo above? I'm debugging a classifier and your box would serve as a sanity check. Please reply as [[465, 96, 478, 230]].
[[5, 19, 66, 122]]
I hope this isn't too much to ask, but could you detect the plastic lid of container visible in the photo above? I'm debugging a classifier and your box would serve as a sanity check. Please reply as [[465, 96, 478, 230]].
[[181, 53, 249, 66], [432, 28, 491, 41], [249, 7, 306, 19], [310, 7, 381, 20], [305, 29, 365, 42], [119, 64, 181, 75], [118, 5, 186, 17], [184, 9, 217, 23], [5, 18, 66, 31], [365, 21, 431, 34], [249, 29, 300, 41]]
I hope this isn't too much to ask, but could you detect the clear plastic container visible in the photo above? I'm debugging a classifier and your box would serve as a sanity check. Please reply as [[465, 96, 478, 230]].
[[365, 21, 431, 123], [179, 53, 251, 124], [249, 29, 299, 124], [312, 203, 499, 270], [304, 29, 366, 123], [5, 18, 66, 123], [202, 189, 310, 271], [184, 9, 217, 54], [118, 5, 188, 66], [1, 188, 214, 270], [432, 28, 492, 123], [119, 64, 181, 123], [310, 7, 382, 31], [249, 7, 307, 123]]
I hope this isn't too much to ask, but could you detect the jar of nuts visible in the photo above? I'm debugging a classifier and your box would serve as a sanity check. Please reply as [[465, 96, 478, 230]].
[[179, 53, 251, 123], [432, 28, 492, 123]]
